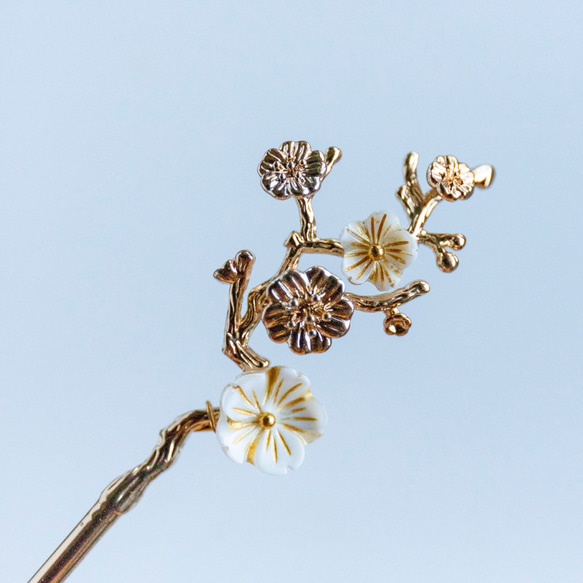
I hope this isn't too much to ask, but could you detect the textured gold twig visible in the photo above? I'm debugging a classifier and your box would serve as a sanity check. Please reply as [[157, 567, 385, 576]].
[[397, 152, 494, 272], [345, 280, 430, 313], [29, 407, 219, 583]]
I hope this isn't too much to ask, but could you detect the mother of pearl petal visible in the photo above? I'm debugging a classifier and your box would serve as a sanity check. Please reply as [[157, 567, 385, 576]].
[[216, 366, 327, 475], [253, 427, 306, 475]]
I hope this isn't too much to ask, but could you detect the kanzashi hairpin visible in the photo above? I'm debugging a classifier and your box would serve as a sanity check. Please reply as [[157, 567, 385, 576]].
[[30, 142, 494, 583]]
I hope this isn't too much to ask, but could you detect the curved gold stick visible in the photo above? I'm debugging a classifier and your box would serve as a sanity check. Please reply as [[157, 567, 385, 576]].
[[29, 407, 219, 583]]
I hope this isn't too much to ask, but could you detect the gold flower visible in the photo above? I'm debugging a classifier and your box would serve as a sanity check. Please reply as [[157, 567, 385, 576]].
[[340, 211, 418, 291], [426, 155, 475, 201], [262, 266, 354, 354], [258, 141, 327, 200], [216, 366, 326, 475]]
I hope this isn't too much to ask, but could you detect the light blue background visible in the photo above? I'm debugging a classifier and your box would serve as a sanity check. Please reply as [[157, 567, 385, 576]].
[[1, 1, 582, 582]]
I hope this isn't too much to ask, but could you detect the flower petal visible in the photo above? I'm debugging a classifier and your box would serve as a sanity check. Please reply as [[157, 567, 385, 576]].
[[317, 312, 351, 338], [287, 327, 332, 354], [427, 157, 447, 188], [305, 265, 345, 306], [281, 141, 299, 159], [342, 251, 374, 285], [368, 261, 399, 291], [217, 366, 326, 474], [293, 141, 311, 162], [288, 328, 311, 354], [279, 396, 327, 444], [291, 174, 320, 197], [371, 211, 400, 243], [262, 303, 292, 343], [340, 220, 372, 247], [304, 150, 327, 177], [220, 381, 261, 421], [267, 269, 308, 302], [383, 234, 417, 269], [216, 413, 261, 465], [251, 427, 305, 475], [328, 297, 354, 321], [307, 330, 333, 353], [263, 366, 309, 408], [340, 211, 417, 289]]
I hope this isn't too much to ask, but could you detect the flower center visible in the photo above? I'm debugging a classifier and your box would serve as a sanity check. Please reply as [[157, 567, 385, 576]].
[[259, 412, 276, 428], [290, 297, 326, 332], [445, 168, 461, 186], [369, 244, 385, 261]]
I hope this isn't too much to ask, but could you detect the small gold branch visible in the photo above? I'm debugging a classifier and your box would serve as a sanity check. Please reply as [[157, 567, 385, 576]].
[[279, 232, 344, 272], [215, 251, 270, 371], [295, 196, 317, 241], [408, 189, 441, 238], [397, 154, 494, 273], [223, 332, 269, 371], [472, 164, 495, 189], [418, 230, 466, 272], [345, 280, 430, 313], [29, 407, 219, 583], [396, 152, 425, 220]]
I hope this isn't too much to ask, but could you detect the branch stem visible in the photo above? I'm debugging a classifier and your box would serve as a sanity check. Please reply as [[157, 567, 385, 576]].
[[408, 189, 441, 238], [29, 408, 219, 583]]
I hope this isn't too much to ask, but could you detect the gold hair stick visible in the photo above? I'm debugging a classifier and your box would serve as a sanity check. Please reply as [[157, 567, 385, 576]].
[[29, 408, 218, 583], [29, 141, 494, 582]]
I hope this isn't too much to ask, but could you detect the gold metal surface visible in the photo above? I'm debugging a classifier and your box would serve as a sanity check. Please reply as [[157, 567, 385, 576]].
[[31, 142, 494, 583], [262, 266, 353, 355], [397, 152, 494, 272], [28, 407, 219, 583], [215, 143, 495, 370]]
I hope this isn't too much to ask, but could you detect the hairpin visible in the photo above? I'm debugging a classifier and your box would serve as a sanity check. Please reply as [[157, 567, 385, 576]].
[[30, 142, 494, 583]]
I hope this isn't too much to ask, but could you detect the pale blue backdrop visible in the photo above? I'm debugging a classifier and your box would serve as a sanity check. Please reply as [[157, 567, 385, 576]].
[[1, 1, 582, 582]]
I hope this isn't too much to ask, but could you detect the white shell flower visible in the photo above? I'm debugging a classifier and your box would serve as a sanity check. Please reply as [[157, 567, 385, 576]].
[[340, 211, 418, 291], [216, 366, 326, 475]]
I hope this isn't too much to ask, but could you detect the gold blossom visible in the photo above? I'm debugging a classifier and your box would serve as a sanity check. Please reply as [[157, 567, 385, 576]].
[[216, 366, 326, 475], [340, 211, 417, 291], [262, 266, 354, 355], [258, 141, 327, 200], [426, 155, 475, 201]]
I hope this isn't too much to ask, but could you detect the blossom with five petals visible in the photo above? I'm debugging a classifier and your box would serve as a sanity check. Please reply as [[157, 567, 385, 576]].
[[340, 211, 417, 291], [216, 366, 326, 475], [262, 266, 353, 354], [258, 141, 327, 200], [426, 155, 475, 201]]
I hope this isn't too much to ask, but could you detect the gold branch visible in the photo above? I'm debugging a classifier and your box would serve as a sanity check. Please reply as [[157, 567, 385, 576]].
[[29, 407, 218, 583], [295, 196, 317, 241], [396, 152, 425, 220], [396, 152, 494, 273], [473, 164, 495, 189], [215, 251, 269, 371], [345, 280, 430, 313]]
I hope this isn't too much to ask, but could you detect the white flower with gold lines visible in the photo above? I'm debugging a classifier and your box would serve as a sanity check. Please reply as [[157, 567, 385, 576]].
[[340, 210, 417, 291], [216, 366, 326, 475]]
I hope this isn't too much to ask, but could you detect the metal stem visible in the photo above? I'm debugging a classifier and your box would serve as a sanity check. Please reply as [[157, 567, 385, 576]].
[[29, 407, 218, 583]]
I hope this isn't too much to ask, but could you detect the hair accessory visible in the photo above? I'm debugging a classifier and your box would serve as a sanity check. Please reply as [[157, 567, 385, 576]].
[[30, 142, 494, 583]]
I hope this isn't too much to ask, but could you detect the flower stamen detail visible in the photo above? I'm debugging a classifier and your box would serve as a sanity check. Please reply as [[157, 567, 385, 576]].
[[259, 412, 276, 428]]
